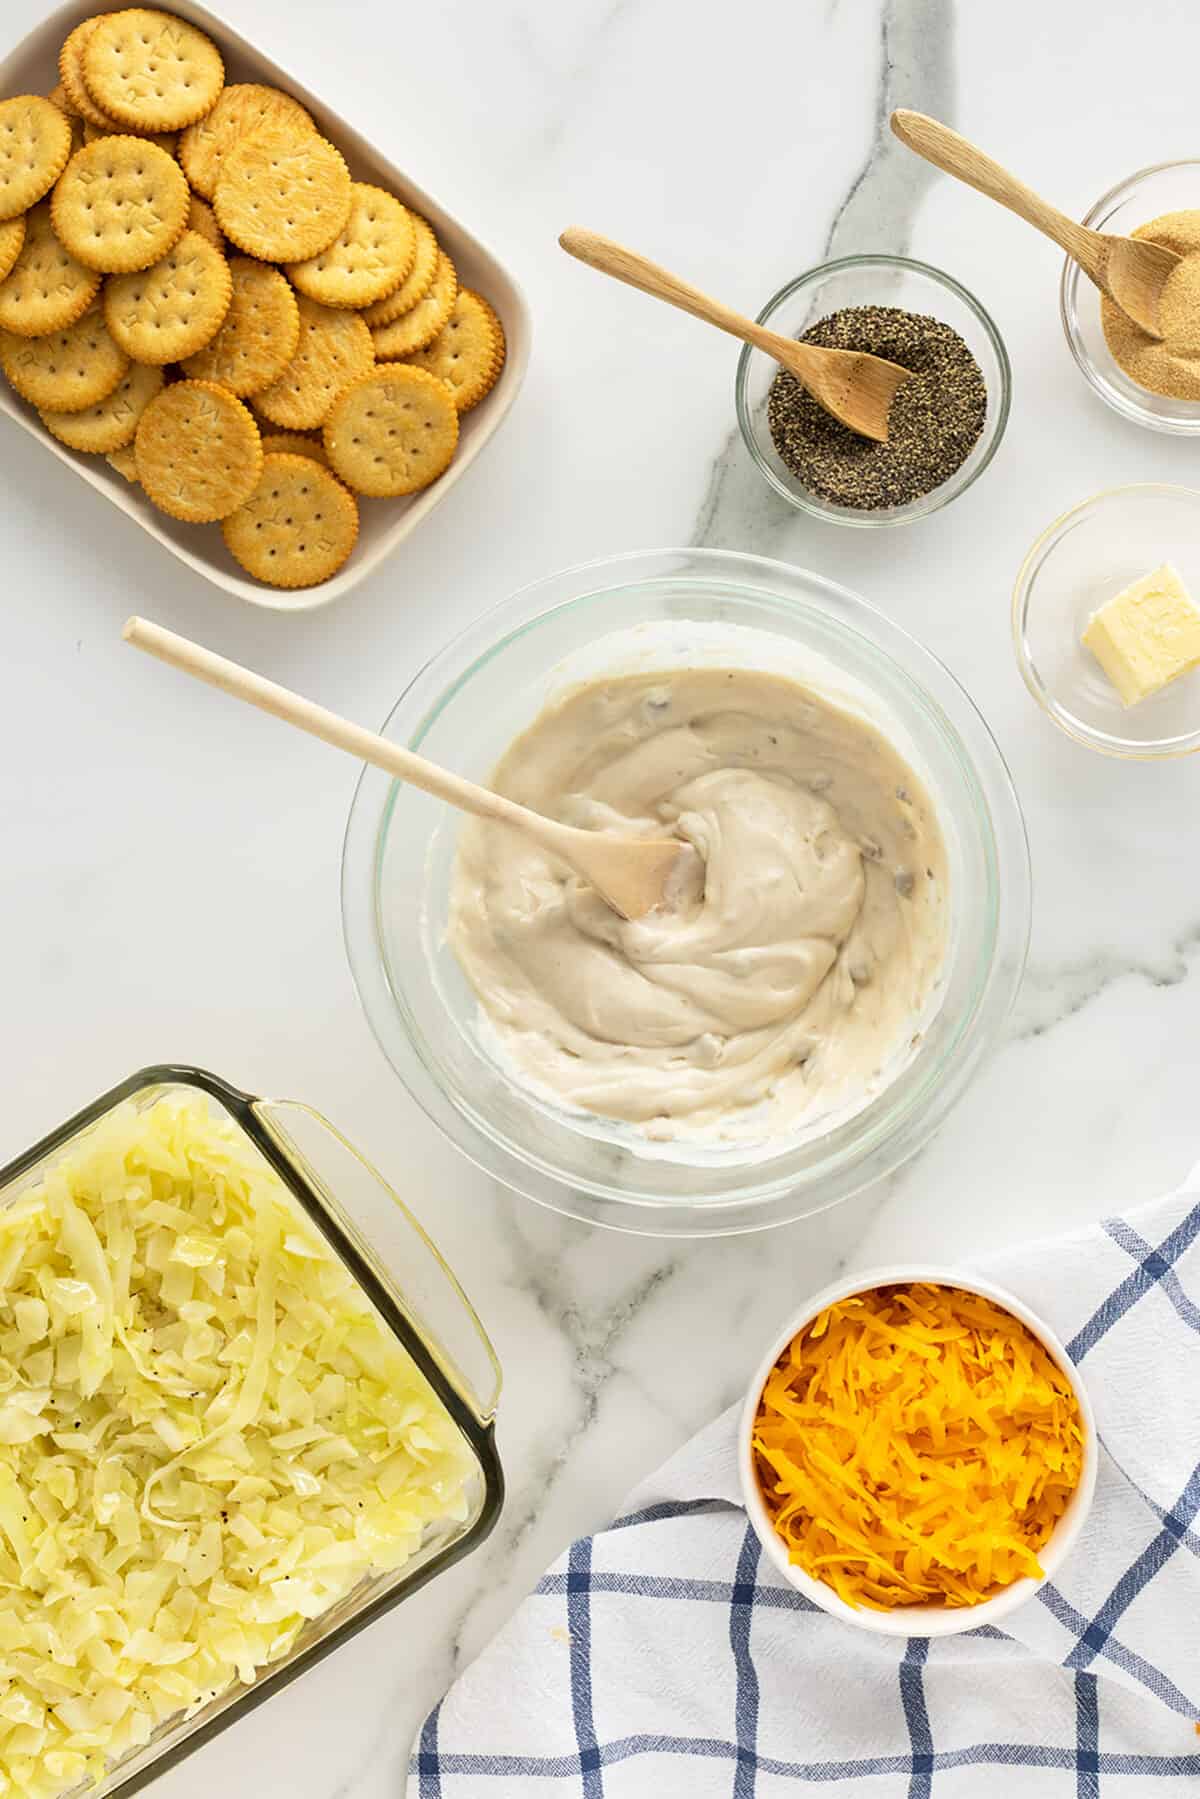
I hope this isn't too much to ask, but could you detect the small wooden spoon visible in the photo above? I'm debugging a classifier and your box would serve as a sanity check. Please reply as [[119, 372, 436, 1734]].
[[559, 227, 911, 442], [890, 111, 1182, 339], [123, 617, 691, 922]]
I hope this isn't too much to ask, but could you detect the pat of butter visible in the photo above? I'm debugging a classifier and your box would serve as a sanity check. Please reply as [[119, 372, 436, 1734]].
[[1081, 562, 1200, 707]]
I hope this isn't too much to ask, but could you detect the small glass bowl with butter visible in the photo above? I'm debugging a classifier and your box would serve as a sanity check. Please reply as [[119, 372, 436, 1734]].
[[1061, 159, 1200, 434], [1013, 484, 1200, 757]]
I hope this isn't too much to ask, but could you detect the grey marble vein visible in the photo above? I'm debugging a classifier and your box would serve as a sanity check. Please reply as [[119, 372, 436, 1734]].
[[1010, 927, 1200, 1042], [690, 0, 956, 550], [515, 0, 639, 158], [424, 1190, 685, 1672], [328, 1705, 402, 1799], [496, 1266, 678, 1549]]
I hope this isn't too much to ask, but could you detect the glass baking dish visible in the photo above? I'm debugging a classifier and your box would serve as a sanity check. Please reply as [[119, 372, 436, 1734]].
[[0, 1065, 503, 1799]]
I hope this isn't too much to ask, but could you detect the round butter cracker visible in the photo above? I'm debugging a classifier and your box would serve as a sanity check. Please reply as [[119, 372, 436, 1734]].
[[254, 292, 373, 430], [58, 15, 124, 130], [371, 249, 455, 359], [106, 440, 139, 481], [83, 118, 178, 156], [104, 227, 232, 363], [179, 82, 314, 201], [0, 95, 73, 220], [362, 213, 438, 327], [1, 305, 128, 412], [40, 356, 163, 451], [323, 363, 458, 497], [52, 136, 189, 272], [47, 87, 87, 157], [82, 9, 224, 134], [0, 201, 101, 337], [222, 452, 358, 589], [213, 127, 351, 263], [179, 255, 298, 395], [287, 183, 415, 310], [259, 430, 328, 465], [64, 112, 89, 156], [406, 288, 504, 412], [46, 82, 79, 121], [135, 377, 262, 522], [0, 215, 26, 285], [186, 193, 223, 252]]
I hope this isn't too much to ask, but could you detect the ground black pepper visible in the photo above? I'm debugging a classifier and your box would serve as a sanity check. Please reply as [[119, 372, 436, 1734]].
[[766, 305, 987, 510]]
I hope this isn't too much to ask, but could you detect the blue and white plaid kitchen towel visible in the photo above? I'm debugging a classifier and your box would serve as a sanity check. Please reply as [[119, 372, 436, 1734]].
[[409, 1168, 1200, 1796]]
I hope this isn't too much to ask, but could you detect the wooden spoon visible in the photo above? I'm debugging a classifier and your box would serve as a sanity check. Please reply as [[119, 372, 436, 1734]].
[[890, 111, 1181, 339], [559, 227, 911, 443], [123, 617, 692, 921]]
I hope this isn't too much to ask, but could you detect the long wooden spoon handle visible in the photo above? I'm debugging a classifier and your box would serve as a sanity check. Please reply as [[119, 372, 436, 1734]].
[[889, 110, 1101, 277], [122, 616, 534, 836], [559, 226, 781, 355]]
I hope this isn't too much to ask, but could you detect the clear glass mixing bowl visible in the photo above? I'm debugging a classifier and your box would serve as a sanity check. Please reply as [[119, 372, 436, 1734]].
[[342, 549, 1031, 1238]]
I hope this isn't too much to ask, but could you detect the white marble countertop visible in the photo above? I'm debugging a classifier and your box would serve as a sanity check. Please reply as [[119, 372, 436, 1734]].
[[4, 0, 1200, 1792]]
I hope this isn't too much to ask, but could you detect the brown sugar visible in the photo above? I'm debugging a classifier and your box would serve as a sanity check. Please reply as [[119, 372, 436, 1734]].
[[1102, 210, 1200, 399]]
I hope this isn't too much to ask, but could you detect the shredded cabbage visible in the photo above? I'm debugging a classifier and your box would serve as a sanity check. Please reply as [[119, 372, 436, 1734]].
[[0, 1097, 472, 1798]]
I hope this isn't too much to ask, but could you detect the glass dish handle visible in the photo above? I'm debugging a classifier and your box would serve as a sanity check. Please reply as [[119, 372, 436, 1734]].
[[251, 1100, 501, 1425]]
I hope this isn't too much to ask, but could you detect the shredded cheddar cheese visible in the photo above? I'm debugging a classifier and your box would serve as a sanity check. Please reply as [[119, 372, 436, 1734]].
[[752, 1283, 1084, 1611]]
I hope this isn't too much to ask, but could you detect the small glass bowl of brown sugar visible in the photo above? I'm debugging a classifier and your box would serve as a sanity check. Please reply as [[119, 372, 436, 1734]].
[[1062, 160, 1200, 433], [735, 254, 1011, 528]]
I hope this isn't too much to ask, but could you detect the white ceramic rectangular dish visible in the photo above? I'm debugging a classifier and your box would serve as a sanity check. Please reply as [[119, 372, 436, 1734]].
[[0, 0, 531, 610]]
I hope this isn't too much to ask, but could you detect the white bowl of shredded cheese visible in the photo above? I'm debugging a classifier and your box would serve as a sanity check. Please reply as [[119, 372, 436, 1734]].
[[739, 1266, 1098, 1637]]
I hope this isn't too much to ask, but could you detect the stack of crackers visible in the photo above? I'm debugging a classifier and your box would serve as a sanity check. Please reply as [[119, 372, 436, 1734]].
[[0, 8, 506, 591]]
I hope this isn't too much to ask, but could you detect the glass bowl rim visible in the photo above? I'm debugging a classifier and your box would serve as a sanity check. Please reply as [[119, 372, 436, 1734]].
[[342, 547, 1032, 1237], [1059, 158, 1200, 436], [1011, 480, 1200, 759], [734, 252, 1013, 528]]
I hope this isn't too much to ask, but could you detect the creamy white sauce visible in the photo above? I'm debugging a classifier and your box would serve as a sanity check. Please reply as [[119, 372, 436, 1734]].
[[448, 665, 948, 1142]]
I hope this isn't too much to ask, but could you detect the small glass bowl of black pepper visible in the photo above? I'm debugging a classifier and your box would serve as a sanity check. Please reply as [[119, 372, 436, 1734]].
[[736, 255, 1011, 527]]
